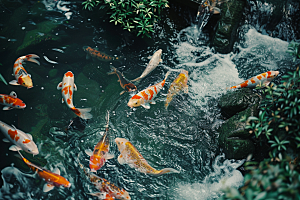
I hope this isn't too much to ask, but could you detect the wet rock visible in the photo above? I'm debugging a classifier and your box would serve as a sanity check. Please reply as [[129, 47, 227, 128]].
[[212, 0, 246, 54], [218, 88, 261, 119]]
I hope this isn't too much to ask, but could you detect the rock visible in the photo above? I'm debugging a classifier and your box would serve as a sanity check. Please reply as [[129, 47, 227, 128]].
[[218, 103, 258, 159], [212, 0, 246, 54], [218, 88, 261, 119]]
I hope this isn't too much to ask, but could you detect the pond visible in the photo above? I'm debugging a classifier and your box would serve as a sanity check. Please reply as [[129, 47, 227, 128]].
[[0, 0, 299, 200]]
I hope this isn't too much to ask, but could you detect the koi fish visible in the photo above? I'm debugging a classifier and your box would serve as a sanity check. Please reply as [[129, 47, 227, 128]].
[[227, 71, 279, 89], [9, 54, 40, 88], [165, 70, 189, 109], [0, 91, 26, 110], [57, 71, 93, 119], [83, 46, 121, 62], [77, 155, 131, 200], [131, 49, 163, 82], [85, 111, 114, 172], [128, 71, 170, 109], [108, 66, 137, 95], [115, 138, 180, 176], [16, 149, 71, 193], [0, 120, 38, 155]]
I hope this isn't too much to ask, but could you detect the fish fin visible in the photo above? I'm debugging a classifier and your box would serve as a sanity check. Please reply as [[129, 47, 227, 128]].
[[118, 154, 126, 165], [85, 149, 93, 157], [150, 101, 156, 104], [26, 133, 33, 140], [74, 83, 77, 91], [225, 87, 231, 90], [107, 66, 116, 75], [157, 168, 180, 175], [212, 7, 221, 14], [57, 82, 63, 90], [164, 71, 171, 80], [28, 74, 31, 78], [9, 80, 20, 85], [3, 138, 10, 143], [3, 106, 13, 110], [160, 59, 162, 62], [87, 192, 107, 199], [11, 125, 17, 130], [86, 53, 91, 60], [62, 98, 64, 103], [9, 145, 22, 151], [43, 183, 54, 193], [142, 103, 150, 109], [148, 56, 152, 59], [27, 54, 40, 65], [104, 153, 114, 160], [53, 167, 60, 175], [74, 108, 93, 119], [263, 81, 271, 87], [131, 77, 141, 82], [184, 86, 188, 93], [120, 90, 126, 95], [10, 91, 17, 98]]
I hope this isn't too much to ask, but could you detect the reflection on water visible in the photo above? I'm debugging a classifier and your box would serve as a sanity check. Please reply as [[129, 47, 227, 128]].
[[0, 1, 298, 199]]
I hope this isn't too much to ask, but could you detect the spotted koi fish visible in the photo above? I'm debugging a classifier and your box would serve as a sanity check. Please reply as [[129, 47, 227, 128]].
[[9, 54, 40, 88], [165, 70, 189, 109], [83, 46, 121, 62], [115, 138, 180, 176], [0, 91, 26, 110], [108, 66, 137, 95], [16, 150, 71, 193], [227, 71, 279, 89], [131, 49, 162, 82], [127, 71, 170, 109], [0, 120, 38, 155], [57, 71, 93, 119], [78, 155, 131, 200], [85, 111, 114, 172]]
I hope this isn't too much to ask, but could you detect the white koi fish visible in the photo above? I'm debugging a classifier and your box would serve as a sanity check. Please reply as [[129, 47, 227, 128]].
[[115, 138, 180, 176], [0, 120, 39, 155], [57, 71, 93, 119], [227, 71, 279, 89], [127, 71, 170, 109], [0, 91, 26, 110], [131, 49, 162, 82], [9, 54, 40, 88]]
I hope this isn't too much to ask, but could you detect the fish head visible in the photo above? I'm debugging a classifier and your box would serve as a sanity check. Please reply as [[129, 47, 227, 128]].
[[24, 142, 39, 155], [270, 71, 279, 79], [125, 83, 137, 92], [89, 155, 105, 172], [119, 189, 131, 200], [156, 49, 162, 57], [127, 96, 144, 108], [13, 98, 26, 109], [82, 46, 90, 52], [115, 138, 129, 151], [64, 71, 74, 79], [61, 178, 72, 188], [19, 75, 33, 88]]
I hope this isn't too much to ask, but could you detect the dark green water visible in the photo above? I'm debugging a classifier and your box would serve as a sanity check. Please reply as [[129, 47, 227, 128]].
[[0, 1, 299, 200]]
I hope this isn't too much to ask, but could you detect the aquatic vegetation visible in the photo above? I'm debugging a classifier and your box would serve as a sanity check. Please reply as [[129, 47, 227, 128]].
[[82, 0, 169, 38], [287, 41, 300, 61], [0, 69, 8, 85]]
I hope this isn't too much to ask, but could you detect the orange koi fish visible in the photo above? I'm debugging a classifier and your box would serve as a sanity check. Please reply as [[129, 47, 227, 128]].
[[0, 120, 38, 155], [165, 70, 189, 109], [78, 156, 131, 200], [227, 71, 279, 89], [9, 54, 40, 88], [0, 91, 26, 110], [108, 66, 137, 95], [127, 71, 170, 109], [16, 150, 71, 192], [83, 46, 121, 62], [85, 111, 114, 172], [57, 71, 93, 119], [115, 138, 180, 176]]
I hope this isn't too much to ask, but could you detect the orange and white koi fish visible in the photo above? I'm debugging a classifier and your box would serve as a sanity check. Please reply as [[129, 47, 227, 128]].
[[115, 138, 180, 176], [57, 71, 93, 119], [0, 91, 26, 110], [165, 70, 189, 109], [108, 66, 137, 95], [9, 54, 40, 88], [16, 150, 71, 193], [0, 120, 38, 155], [227, 71, 279, 89], [85, 111, 114, 172], [127, 71, 170, 109], [131, 49, 162, 82], [78, 156, 131, 200], [83, 46, 121, 62]]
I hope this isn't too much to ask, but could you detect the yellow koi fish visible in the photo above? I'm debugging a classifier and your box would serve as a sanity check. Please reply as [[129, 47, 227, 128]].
[[115, 138, 180, 176]]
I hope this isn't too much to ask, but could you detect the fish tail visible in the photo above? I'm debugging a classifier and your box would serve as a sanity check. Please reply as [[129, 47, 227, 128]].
[[71, 107, 93, 119], [25, 54, 40, 65], [105, 110, 110, 131], [131, 77, 142, 82], [164, 71, 171, 80], [157, 168, 180, 175], [107, 66, 117, 75], [225, 87, 231, 90]]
